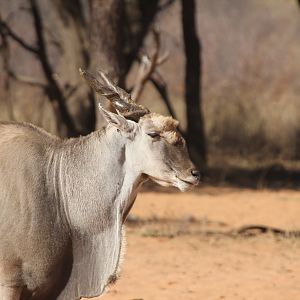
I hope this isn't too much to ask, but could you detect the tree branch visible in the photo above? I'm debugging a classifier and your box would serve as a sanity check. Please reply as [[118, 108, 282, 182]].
[[232, 225, 300, 237], [0, 18, 38, 54], [149, 73, 181, 129], [8, 70, 45, 87], [157, 0, 176, 13], [29, 0, 79, 136], [131, 29, 169, 102], [150, 72, 184, 136], [123, 0, 159, 75], [0, 29, 14, 119]]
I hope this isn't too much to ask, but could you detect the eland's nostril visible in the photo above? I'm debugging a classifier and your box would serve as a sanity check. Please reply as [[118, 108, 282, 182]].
[[191, 169, 201, 178]]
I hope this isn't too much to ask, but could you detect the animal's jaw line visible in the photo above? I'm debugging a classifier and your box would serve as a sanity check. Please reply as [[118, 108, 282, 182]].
[[149, 175, 173, 187], [175, 176, 198, 186]]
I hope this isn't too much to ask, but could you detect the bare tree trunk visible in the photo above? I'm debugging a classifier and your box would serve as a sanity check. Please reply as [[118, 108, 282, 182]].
[[29, 0, 78, 137], [181, 0, 206, 168], [89, 0, 125, 128], [123, 0, 159, 75], [89, 0, 124, 79], [0, 0, 92, 137], [0, 0, 166, 134]]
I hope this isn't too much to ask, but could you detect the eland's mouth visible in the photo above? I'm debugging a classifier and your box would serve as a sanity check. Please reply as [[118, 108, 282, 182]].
[[176, 176, 197, 186], [167, 165, 200, 186], [176, 175, 200, 188], [148, 169, 200, 191]]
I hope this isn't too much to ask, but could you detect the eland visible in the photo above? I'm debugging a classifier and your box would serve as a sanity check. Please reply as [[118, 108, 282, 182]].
[[0, 70, 200, 300]]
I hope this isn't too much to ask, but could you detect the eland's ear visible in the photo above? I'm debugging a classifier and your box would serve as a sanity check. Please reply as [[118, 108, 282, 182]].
[[98, 103, 137, 134]]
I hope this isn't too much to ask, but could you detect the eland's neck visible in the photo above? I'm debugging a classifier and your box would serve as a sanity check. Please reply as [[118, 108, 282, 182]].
[[51, 126, 145, 234]]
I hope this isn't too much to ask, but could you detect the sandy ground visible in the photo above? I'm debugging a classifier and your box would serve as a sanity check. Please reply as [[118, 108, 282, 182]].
[[90, 187, 300, 300]]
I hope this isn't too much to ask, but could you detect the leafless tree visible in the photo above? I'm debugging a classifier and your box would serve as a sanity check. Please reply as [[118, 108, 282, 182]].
[[0, 0, 206, 166], [181, 0, 206, 167]]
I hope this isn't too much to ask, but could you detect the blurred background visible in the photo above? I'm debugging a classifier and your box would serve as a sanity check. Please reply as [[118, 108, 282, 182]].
[[1, 0, 300, 187], [1, 1, 300, 299]]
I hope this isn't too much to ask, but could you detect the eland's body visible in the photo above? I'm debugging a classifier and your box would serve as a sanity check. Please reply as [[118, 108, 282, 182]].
[[0, 71, 200, 300]]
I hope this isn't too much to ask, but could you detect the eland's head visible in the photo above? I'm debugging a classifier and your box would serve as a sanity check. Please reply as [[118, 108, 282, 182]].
[[80, 69, 200, 191]]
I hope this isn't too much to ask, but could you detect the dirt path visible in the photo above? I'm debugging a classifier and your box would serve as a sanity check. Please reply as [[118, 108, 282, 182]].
[[92, 188, 300, 300]]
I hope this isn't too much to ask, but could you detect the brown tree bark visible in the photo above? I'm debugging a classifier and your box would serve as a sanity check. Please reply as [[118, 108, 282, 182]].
[[123, 0, 159, 75], [0, 0, 91, 137], [0, 0, 167, 135], [88, 0, 160, 128], [29, 0, 78, 137], [181, 0, 207, 168], [89, 0, 125, 80], [89, 0, 126, 128]]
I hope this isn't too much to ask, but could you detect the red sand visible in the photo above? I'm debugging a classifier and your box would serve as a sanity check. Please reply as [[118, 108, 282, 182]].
[[86, 188, 300, 300]]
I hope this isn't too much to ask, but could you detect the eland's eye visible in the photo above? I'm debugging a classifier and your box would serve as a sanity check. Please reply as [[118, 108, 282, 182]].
[[147, 132, 160, 138]]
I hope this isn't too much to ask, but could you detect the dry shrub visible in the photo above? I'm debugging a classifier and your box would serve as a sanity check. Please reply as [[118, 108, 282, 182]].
[[199, 0, 300, 160], [148, 0, 300, 165]]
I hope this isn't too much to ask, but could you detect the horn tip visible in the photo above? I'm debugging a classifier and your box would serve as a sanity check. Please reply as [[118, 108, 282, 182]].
[[98, 102, 104, 110], [79, 68, 85, 76]]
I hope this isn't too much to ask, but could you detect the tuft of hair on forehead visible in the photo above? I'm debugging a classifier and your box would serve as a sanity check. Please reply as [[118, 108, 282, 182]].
[[140, 113, 184, 145], [140, 113, 179, 132]]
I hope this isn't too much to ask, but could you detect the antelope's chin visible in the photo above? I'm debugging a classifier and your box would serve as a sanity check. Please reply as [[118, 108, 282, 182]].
[[174, 175, 199, 192], [149, 176, 194, 192], [150, 177, 173, 187], [174, 178, 193, 192]]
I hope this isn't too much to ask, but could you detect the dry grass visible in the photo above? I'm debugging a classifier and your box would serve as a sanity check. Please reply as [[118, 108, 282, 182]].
[[200, 0, 300, 160]]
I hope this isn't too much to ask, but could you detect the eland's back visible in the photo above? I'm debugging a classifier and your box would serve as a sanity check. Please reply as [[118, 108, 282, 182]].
[[0, 122, 72, 300], [0, 122, 57, 233], [0, 122, 59, 227]]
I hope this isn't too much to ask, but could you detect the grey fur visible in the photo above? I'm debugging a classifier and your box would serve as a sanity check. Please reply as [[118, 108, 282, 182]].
[[0, 108, 199, 300]]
